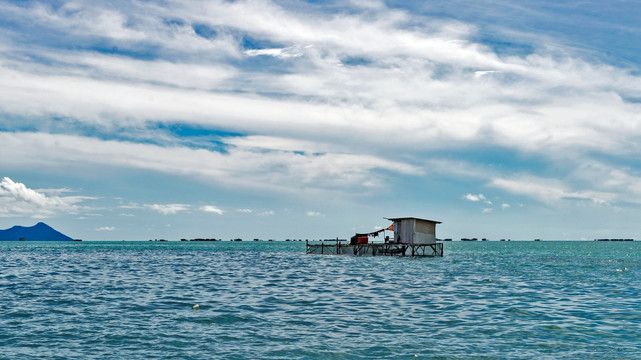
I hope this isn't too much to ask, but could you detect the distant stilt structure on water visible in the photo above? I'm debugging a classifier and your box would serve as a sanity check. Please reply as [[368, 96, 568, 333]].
[[306, 217, 444, 257]]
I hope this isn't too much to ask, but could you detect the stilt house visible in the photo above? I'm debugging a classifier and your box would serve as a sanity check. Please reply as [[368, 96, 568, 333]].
[[386, 217, 441, 245], [306, 216, 444, 257]]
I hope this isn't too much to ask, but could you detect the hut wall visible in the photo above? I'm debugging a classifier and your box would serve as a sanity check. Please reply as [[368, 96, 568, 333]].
[[413, 232, 436, 244], [414, 219, 437, 244], [395, 219, 416, 244], [415, 221, 436, 235]]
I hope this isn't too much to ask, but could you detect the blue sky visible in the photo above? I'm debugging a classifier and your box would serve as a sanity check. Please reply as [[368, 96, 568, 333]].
[[2, 0, 641, 240]]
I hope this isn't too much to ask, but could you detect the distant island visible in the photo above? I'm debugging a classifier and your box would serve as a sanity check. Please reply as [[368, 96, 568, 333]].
[[0, 222, 74, 241]]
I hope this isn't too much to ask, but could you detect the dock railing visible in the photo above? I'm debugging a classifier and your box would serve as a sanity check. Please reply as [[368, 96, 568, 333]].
[[305, 239, 345, 255], [306, 240, 443, 257]]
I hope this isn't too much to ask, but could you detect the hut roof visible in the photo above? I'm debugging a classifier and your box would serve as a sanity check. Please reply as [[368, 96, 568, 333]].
[[385, 217, 442, 224]]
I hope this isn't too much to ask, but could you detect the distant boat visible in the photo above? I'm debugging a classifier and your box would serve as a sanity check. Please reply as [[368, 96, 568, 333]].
[[461, 238, 477, 241], [534, 239, 541, 241]]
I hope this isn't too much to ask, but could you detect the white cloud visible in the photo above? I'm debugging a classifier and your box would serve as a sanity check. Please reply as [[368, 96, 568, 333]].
[[119, 203, 142, 209], [0, 177, 52, 207], [307, 211, 323, 217], [501, 203, 511, 210], [0, 132, 420, 197], [464, 193, 486, 202], [237, 209, 253, 213], [474, 70, 500, 78], [259, 210, 275, 216], [95, 226, 115, 231], [200, 205, 224, 215], [71, 53, 238, 90], [490, 177, 616, 204], [245, 46, 306, 58], [1, 0, 639, 162], [464, 193, 494, 207], [0, 177, 94, 218], [481, 208, 492, 213], [348, 0, 386, 9], [1, 2, 146, 41], [145, 203, 190, 215], [225, 136, 339, 154]]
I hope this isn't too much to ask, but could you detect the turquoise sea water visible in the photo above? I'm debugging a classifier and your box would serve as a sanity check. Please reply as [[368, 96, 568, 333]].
[[1, 241, 640, 359]]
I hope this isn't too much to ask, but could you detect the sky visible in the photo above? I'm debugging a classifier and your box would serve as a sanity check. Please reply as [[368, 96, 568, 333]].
[[1, 0, 641, 241]]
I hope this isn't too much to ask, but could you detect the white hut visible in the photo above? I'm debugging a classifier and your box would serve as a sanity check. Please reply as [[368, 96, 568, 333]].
[[386, 217, 441, 245]]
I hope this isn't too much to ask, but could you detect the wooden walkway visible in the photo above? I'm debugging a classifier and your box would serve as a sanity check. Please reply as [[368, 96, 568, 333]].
[[306, 240, 443, 257]]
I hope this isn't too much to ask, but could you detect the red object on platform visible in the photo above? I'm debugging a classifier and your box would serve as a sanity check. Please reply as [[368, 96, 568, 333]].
[[357, 237, 368, 244]]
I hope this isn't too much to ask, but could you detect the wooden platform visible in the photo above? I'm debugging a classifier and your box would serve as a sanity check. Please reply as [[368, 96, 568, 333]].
[[306, 240, 443, 257]]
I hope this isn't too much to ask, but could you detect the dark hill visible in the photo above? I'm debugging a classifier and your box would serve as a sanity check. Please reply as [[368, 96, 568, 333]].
[[0, 222, 74, 241]]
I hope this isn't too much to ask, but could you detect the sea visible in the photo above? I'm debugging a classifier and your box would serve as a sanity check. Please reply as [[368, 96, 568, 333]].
[[1, 241, 640, 359]]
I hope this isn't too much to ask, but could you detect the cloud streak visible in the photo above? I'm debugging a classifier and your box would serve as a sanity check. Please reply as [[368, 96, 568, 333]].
[[96, 226, 115, 231], [0, 132, 418, 196], [201, 205, 224, 215], [490, 177, 616, 204], [145, 203, 190, 215]]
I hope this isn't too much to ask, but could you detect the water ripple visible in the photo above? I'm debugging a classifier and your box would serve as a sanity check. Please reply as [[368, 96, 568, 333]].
[[1, 241, 641, 359]]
